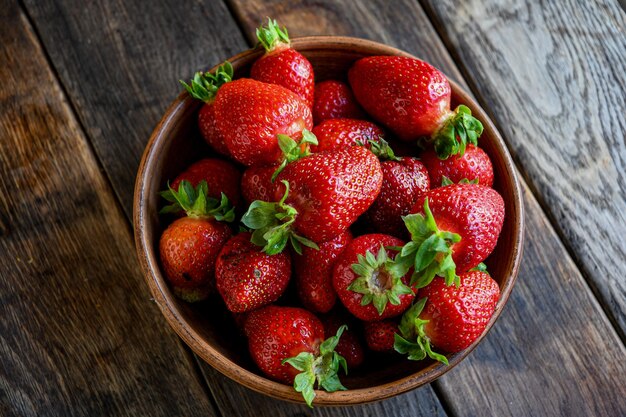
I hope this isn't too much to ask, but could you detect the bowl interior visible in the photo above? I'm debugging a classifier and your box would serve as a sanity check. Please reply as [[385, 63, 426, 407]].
[[135, 37, 523, 405]]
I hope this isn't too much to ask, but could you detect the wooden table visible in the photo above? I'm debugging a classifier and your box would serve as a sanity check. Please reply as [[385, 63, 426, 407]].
[[2, 1, 625, 415]]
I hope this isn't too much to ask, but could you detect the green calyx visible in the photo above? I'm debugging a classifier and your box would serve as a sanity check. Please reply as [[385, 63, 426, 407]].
[[283, 325, 348, 408], [179, 61, 233, 103], [432, 105, 483, 159], [393, 298, 448, 364], [159, 180, 235, 222], [394, 198, 461, 288], [470, 262, 489, 273], [366, 138, 401, 162], [241, 180, 319, 255], [348, 246, 414, 315], [271, 129, 318, 182], [256, 18, 290, 52], [441, 176, 479, 187]]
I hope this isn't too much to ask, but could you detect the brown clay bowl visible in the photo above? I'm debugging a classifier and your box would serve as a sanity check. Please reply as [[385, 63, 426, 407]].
[[133, 36, 524, 406]]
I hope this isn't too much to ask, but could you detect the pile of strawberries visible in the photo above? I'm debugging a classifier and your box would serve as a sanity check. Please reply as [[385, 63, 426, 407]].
[[159, 20, 505, 406]]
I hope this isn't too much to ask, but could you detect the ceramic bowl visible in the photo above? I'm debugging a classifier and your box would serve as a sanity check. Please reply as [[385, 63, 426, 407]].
[[134, 36, 524, 406]]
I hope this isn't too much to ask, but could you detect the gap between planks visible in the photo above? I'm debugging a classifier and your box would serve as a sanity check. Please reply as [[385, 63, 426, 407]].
[[15, 1, 228, 415], [416, 0, 626, 345]]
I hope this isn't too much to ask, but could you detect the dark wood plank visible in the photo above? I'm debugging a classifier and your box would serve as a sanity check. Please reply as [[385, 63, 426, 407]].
[[0, 3, 218, 416], [421, 0, 626, 338], [225, 0, 626, 415], [22, 0, 249, 217]]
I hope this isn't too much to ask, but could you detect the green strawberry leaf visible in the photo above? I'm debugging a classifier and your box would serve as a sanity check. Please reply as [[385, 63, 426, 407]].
[[272, 129, 319, 181], [394, 298, 448, 364], [283, 325, 348, 408], [393, 198, 461, 288], [256, 18, 290, 51], [159, 180, 235, 222], [368, 137, 401, 161], [348, 245, 414, 316], [432, 105, 484, 159], [241, 180, 318, 255], [179, 61, 233, 103]]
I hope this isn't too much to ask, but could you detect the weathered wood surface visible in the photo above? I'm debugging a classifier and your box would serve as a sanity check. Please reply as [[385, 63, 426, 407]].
[[21, 0, 249, 218], [0, 2, 218, 416], [225, 0, 626, 415], [7, 0, 625, 415], [422, 0, 626, 338]]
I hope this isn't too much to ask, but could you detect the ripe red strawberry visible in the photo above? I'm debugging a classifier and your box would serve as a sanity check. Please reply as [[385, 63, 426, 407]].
[[322, 311, 365, 368], [394, 183, 505, 289], [242, 146, 383, 254], [241, 164, 278, 204], [159, 180, 235, 302], [214, 78, 312, 166], [421, 144, 494, 188], [251, 19, 314, 106], [363, 320, 398, 352], [394, 271, 499, 363], [245, 305, 348, 406], [215, 232, 291, 312], [181, 62, 233, 155], [294, 230, 352, 313], [349, 56, 483, 158], [333, 234, 415, 321], [171, 158, 242, 209], [364, 140, 430, 237], [312, 80, 365, 124], [310, 118, 385, 153]]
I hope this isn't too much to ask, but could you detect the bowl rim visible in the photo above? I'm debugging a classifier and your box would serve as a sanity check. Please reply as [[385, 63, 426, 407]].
[[133, 35, 524, 406]]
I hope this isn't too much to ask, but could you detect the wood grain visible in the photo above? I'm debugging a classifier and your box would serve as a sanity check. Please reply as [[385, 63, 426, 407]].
[[421, 0, 626, 338], [21, 0, 249, 217], [0, 3, 218, 416], [225, 0, 626, 415]]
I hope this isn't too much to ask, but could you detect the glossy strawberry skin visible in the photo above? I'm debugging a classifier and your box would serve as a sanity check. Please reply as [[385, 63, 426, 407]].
[[159, 217, 232, 302], [214, 78, 313, 166], [420, 271, 500, 352], [349, 56, 451, 141], [294, 230, 353, 313], [333, 234, 415, 321], [422, 144, 494, 188], [215, 233, 291, 313], [364, 320, 398, 352], [322, 311, 364, 368], [312, 80, 365, 124], [275, 146, 383, 243], [364, 157, 430, 237], [198, 103, 230, 156], [411, 184, 505, 273], [251, 47, 314, 107], [171, 158, 242, 208], [241, 164, 278, 204], [310, 118, 385, 153], [245, 305, 323, 384]]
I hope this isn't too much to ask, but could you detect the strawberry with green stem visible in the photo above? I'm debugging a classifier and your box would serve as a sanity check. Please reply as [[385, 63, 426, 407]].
[[310, 118, 385, 153], [349, 56, 483, 158], [421, 144, 494, 188], [242, 145, 383, 254], [215, 232, 291, 312], [159, 180, 235, 302], [393, 183, 504, 289], [394, 270, 500, 361], [333, 234, 415, 321], [180, 62, 233, 155], [244, 305, 348, 407], [251, 19, 314, 106]]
